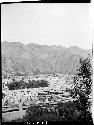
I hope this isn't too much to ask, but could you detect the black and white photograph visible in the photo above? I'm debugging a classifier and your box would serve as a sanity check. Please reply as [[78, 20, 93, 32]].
[[1, 3, 93, 123]]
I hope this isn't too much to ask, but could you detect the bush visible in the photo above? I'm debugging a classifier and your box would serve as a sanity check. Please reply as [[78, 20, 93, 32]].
[[21, 100, 89, 122]]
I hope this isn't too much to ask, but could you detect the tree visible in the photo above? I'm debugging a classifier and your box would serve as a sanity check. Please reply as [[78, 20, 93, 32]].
[[78, 56, 92, 95], [72, 55, 92, 121]]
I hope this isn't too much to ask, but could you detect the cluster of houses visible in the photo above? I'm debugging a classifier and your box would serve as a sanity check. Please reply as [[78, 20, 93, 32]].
[[2, 73, 77, 110], [2, 87, 74, 110]]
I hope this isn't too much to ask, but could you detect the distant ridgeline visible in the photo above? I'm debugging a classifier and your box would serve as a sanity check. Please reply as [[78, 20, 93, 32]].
[[1, 41, 91, 77]]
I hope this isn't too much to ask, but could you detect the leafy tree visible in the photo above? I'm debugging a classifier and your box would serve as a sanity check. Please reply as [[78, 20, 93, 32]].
[[7, 79, 48, 90], [72, 55, 92, 121]]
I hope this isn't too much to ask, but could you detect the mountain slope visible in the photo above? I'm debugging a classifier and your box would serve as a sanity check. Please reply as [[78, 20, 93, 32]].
[[1, 41, 91, 77]]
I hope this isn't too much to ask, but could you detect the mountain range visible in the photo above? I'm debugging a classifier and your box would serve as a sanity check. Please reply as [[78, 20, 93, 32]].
[[1, 41, 91, 77]]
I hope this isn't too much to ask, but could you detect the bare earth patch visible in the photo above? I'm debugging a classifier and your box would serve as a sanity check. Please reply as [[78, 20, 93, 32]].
[[2, 110, 26, 122]]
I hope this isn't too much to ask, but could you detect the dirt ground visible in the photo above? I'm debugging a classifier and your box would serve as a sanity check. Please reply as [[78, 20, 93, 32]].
[[2, 110, 26, 122]]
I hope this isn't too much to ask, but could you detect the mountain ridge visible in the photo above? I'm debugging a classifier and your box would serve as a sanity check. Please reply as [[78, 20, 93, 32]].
[[2, 41, 91, 50], [1, 41, 91, 77]]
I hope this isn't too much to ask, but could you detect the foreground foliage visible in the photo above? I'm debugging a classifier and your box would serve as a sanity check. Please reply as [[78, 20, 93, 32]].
[[72, 56, 92, 114], [15, 100, 92, 122]]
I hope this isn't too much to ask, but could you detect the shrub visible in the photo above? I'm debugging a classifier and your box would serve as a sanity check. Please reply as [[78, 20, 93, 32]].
[[22, 100, 87, 122]]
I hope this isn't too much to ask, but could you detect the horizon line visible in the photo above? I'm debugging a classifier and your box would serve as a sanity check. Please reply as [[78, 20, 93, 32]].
[[1, 40, 92, 51]]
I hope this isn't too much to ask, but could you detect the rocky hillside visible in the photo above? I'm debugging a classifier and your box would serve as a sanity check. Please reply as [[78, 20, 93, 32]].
[[1, 41, 91, 77]]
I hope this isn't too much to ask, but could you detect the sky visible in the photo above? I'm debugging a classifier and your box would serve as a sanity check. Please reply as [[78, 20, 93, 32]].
[[1, 3, 93, 50]]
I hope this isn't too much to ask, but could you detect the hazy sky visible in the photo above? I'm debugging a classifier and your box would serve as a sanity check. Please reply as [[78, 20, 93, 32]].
[[1, 3, 92, 49]]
